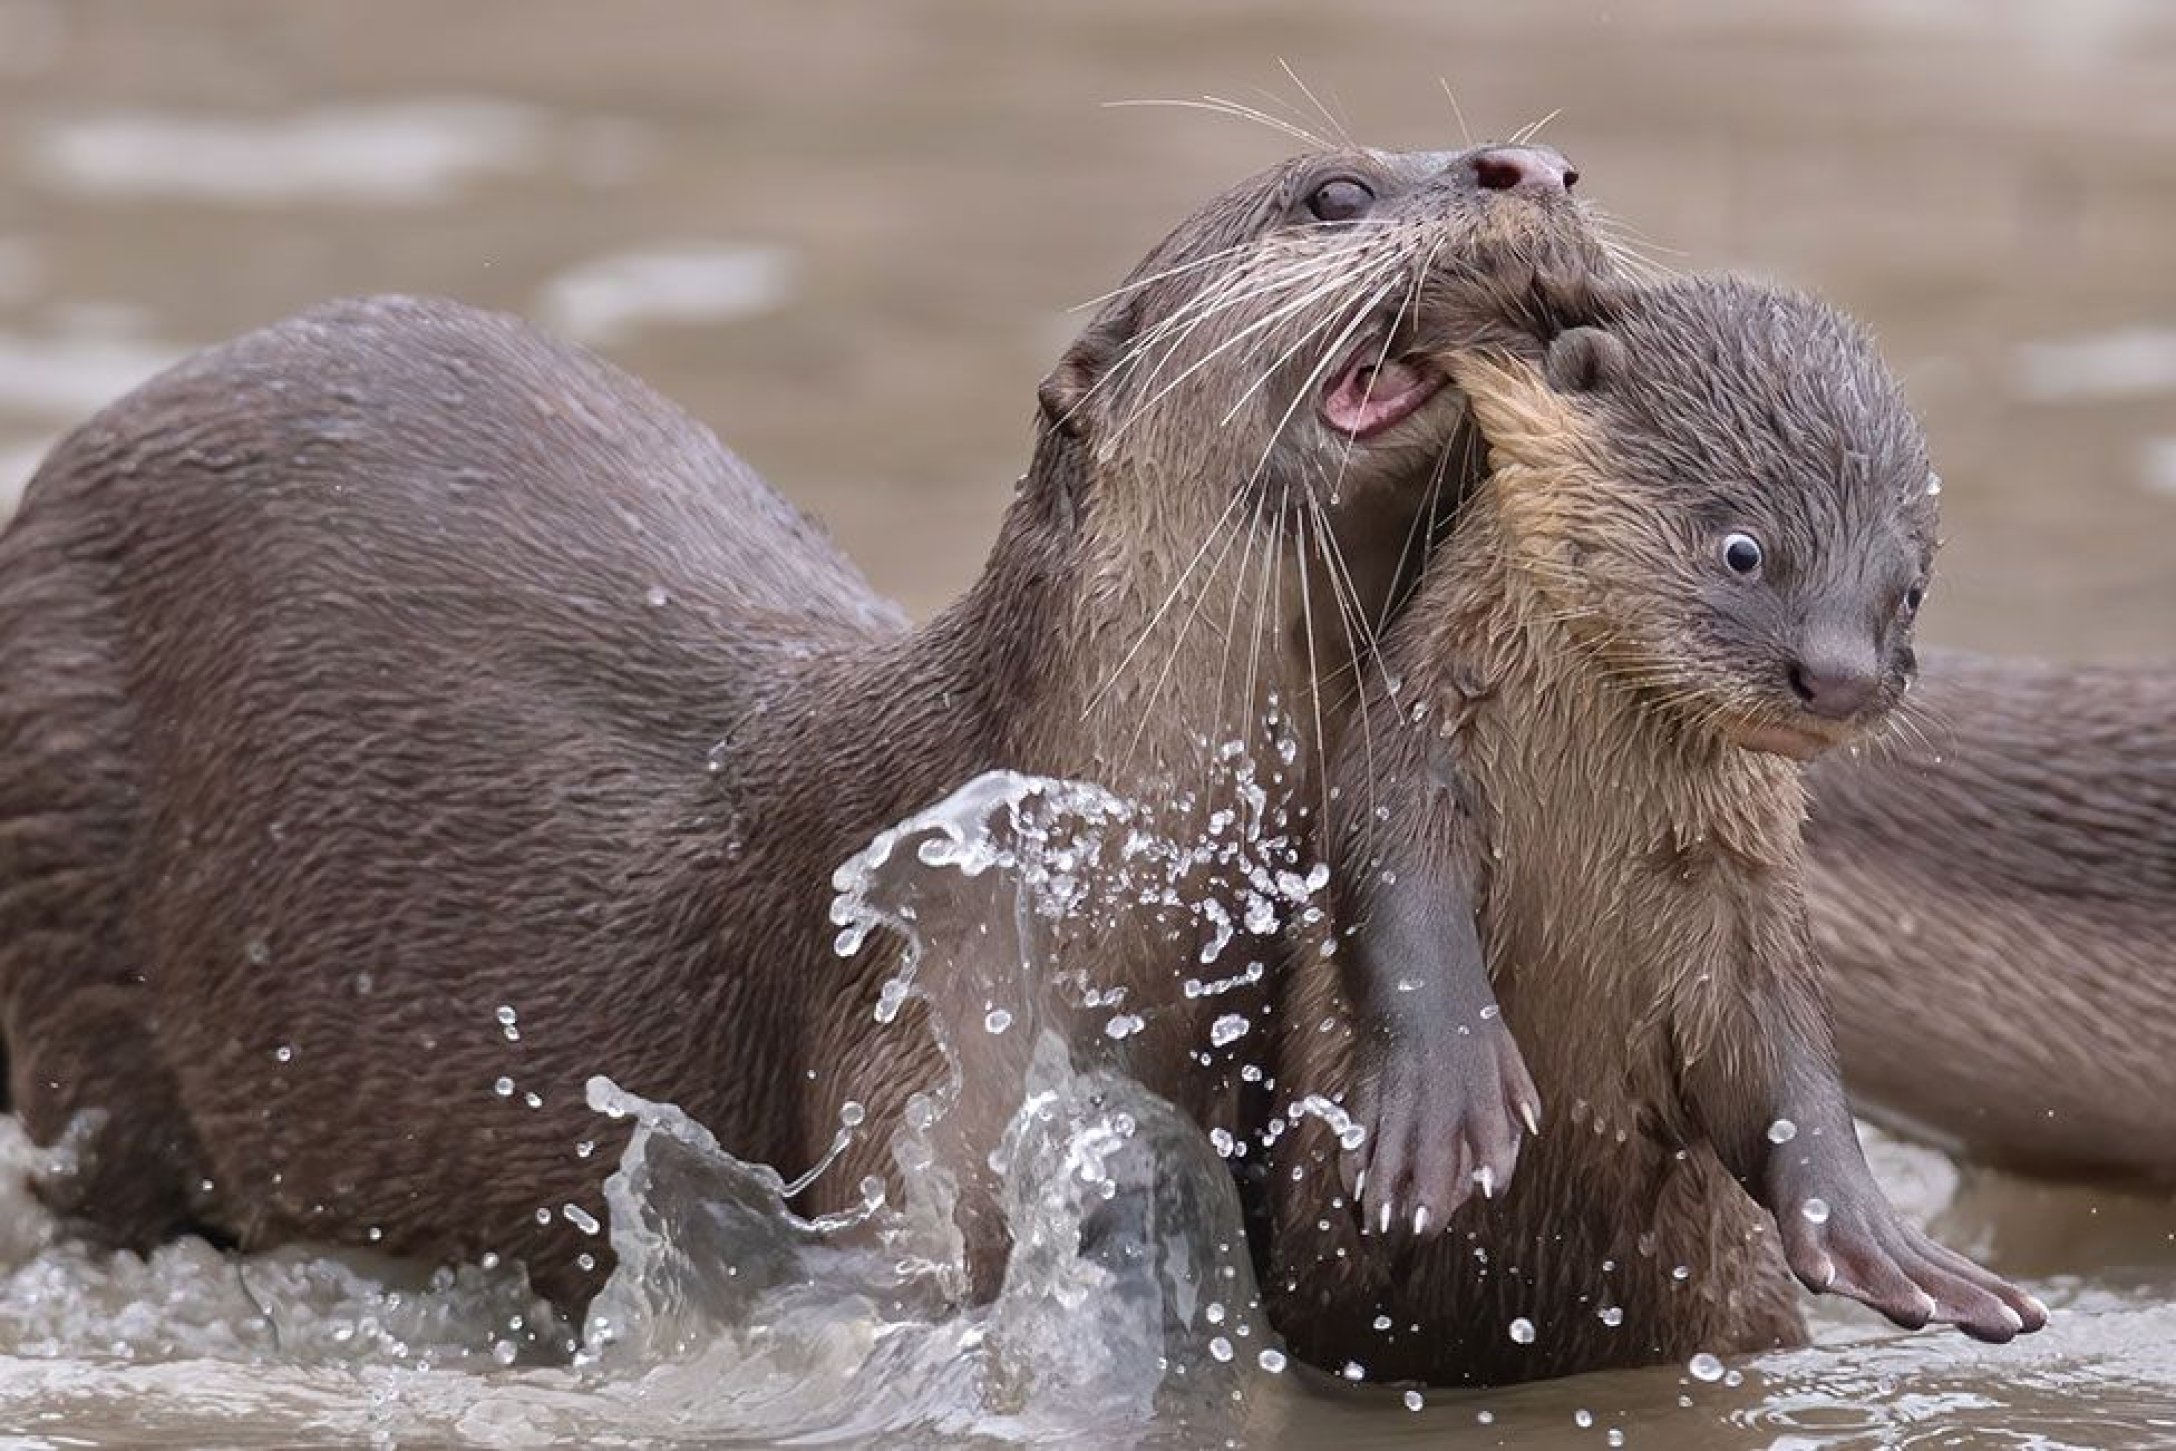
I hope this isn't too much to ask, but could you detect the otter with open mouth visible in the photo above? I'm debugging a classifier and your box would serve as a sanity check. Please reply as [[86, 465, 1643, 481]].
[[1270, 276, 2046, 1385], [0, 141, 1612, 1312]]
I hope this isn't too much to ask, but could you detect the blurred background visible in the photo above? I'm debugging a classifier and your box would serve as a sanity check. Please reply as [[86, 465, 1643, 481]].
[[0, 0, 2170, 656]]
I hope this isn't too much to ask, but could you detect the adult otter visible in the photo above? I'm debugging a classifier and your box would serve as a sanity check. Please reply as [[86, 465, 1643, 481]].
[[0, 143, 1603, 1312], [1807, 651, 2176, 1185], [1269, 277, 2044, 1386]]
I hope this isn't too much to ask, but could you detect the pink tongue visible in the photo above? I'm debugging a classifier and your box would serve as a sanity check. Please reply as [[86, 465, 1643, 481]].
[[1322, 355, 1440, 438]]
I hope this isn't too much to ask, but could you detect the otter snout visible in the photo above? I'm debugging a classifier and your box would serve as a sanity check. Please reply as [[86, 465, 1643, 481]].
[[1469, 145, 1578, 198], [1785, 639, 1883, 721]]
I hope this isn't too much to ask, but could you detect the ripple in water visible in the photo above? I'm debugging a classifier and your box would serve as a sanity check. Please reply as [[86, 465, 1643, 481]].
[[0, 769, 2162, 1448]]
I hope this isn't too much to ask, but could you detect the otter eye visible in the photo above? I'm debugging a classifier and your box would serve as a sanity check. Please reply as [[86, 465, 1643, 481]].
[[1903, 582, 1926, 614], [1721, 532, 1764, 576], [1306, 178, 1376, 223]]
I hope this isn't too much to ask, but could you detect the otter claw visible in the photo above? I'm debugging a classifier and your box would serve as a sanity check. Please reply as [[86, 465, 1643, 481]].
[[1347, 1019, 1538, 1240], [1781, 1195, 2044, 1343]]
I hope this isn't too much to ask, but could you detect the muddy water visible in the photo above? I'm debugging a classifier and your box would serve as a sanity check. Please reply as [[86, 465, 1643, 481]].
[[0, 1, 2172, 1447]]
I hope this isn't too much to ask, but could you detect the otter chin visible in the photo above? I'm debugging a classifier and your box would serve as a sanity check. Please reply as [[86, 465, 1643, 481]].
[[1723, 714, 1855, 760]]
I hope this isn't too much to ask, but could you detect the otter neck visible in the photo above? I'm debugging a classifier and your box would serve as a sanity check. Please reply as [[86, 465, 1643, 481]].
[[1441, 501, 1807, 866]]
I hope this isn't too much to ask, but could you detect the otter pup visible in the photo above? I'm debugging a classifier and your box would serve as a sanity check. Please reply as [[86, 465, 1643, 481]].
[[0, 144, 1604, 1310], [1270, 277, 2045, 1385]]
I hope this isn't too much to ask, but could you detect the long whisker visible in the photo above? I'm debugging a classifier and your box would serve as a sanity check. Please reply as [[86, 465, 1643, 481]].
[[1276, 60, 1353, 148], [1511, 108, 1564, 145], [1438, 77, 1476, 150], [1103, 97, 1329, 152], [1107, 263, 1379, 449], [1080, 481, 1256, 719]]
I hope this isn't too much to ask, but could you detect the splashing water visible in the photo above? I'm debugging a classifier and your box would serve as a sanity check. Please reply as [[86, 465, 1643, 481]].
[[0, 769, 2166, 1447]]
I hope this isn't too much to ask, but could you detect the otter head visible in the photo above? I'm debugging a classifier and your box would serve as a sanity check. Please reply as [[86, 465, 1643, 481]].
[[1021, 143, 1609, 759], [1463, 275, 1940, 760]]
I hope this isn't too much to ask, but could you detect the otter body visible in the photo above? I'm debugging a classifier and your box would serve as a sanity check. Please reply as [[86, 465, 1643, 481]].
[[0, 145, 1602, 1309], [1809, 650, 2176, 1185], [1270, 278, 2041, 1385]]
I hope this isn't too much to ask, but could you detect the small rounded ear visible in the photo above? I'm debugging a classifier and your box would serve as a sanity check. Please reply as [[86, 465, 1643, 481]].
[[1543, 326, 1627, 396], [1037, 298, 1141, 439]]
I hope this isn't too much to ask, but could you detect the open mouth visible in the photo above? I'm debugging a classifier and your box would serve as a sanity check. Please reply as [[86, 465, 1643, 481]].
[[1320, 337, 1446, 439]]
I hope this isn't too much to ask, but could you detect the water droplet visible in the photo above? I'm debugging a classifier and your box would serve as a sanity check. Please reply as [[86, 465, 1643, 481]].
[[577, 1252, 596, 1272], [1766, 1117, 1797, 1145], [575, 1139, 595, 1159], [495, 1005, 517, 1027], [1801, 1197, 1831, 1225], [533, 1207, 551, 1225], [561, 1203, 600, 1235], [523, 1091, 542, 1109], [491, 1339, 518, 1366], [273, 1044, 293, 1064], [1688, 1351, 1725, 1382], [644, 584, 670, 607], [1608, 1430, 1626, 1447], [984, 1006, 1014, 1034], [1671, 1264, 1691, 1281], [1372, 1314, 1393, 1332], [1476, 1410, 1495, 1425], [244, 937, 271, 966], [1575, 1409, 1594, 1428], [1209, 1336, 1234, 1363], [1257, 1347, 1288, 1373], [493, 1076, 515, 1098], [839, 1100, 865, 1128], [1210, 1013, 1250, 1047], [1599, 1305, 1624, 1327], [1341, 1361, 1366, 1381], [1104, 1013, 1145, 1040], [1508, 1316, 1536, 1344], [1209, 1127, 1237, 1158], [480, 1251, 501, 1271], [1404, 1390, 1425, 1412]]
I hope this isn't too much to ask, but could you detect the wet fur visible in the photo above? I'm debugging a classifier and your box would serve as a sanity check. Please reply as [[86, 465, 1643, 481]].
[[1269, 280, 2038, 1385], [1807, 650, 2176, 1185], [0, 148, 1603, 1310]]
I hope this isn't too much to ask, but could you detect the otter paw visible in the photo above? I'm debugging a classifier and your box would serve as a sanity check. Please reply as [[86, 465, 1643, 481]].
[[1779, 1194, 2048, 1343], [1342, 1021, 1540, 1239]]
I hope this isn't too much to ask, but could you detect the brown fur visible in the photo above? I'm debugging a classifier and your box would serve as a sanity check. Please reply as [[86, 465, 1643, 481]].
[[1806, 649, 2176, 1185], [1267, 278, 2041, 1386], [0, 146, 1603, 1311]]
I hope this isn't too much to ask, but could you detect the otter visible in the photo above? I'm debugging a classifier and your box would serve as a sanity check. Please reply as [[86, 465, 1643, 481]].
[[0, 143, 1604, 1312], [1806, 650, 2176, 1186], [1268, 276, 2045, 1386]]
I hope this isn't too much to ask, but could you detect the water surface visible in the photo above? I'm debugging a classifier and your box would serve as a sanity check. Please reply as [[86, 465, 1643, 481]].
[[0, 1, 2170, 1446]]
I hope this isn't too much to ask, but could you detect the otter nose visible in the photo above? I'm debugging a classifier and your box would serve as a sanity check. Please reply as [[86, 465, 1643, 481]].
[[1786, 648, 1882, 721], [1470, 145, 1578, 197]]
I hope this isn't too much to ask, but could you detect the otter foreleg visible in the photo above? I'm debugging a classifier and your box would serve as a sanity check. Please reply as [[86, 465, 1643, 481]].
[[1332, 716, 1537, 1241], [1679, 904, 2048, 1343]]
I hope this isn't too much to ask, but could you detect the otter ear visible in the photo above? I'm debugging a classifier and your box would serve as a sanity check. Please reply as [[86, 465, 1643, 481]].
[[1543, 327, 1627, 396], [1038, 298, 1141, 439]]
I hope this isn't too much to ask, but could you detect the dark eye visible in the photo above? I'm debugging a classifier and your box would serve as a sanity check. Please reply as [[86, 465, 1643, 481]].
[[1721, 531, 1764, 576], [1903, 582, 1926, 614], [1306, 178, 1376, 223]]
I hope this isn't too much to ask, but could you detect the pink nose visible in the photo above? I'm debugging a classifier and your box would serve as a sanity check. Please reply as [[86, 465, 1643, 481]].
[[1470, 145, 1578, 198]]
